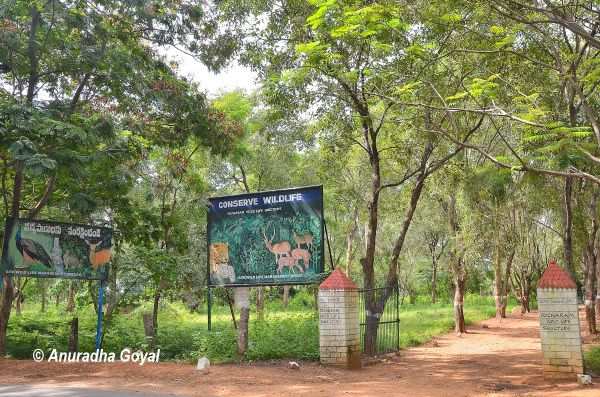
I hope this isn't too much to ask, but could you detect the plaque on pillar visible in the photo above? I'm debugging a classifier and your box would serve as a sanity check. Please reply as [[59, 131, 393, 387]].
[[318, 268, 361, 369], [537, 261, 584, 379]]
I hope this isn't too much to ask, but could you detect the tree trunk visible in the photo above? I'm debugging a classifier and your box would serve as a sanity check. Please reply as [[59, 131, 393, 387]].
[[583, 191, 599, 334], [444, 192, 466, 334], [234, 287, 250, 357], [596, 260, 600, 322], [151, 289, 160, 346], [360, 121, 382, 353], [495, 248, 515, 319], [0, 161, 24, 355], [256, 287, 264, 321], [514, 271, 532, 314], [584, 244, 597, 334], [237, 307, 250, 357], [282, 285, 290, 308], [0, 276, 14, 355], [363, 302, 381, 355], [454, 274, 466, 333], [364, 150, 432, 355], [344, 208, 359, 276], [563, 177, 575, 280], [68, 317, 78, 353], [104, 254, 119, 322], [521, 291, 530, 314], [142, 312, 154, 343], [431, 258, 438, 304], [66, 282, 76, 312], [494, 240, 503, 319], [226, 289, 237, 329], [14, 278, 22, 316], [41, 280, 47, 313]]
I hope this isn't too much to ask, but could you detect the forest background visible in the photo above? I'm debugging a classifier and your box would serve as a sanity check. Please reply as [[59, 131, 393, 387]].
[[2, 0, 600, 366]]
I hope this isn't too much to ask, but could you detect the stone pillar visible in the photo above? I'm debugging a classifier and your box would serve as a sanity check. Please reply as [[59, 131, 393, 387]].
[[537, 261, 584, 379], [318, 268, 361, 369]]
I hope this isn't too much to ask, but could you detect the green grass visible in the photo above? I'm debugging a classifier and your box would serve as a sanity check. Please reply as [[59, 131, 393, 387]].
[[585, 346, 600, 375], [399, 295, 510, 347], [6, 293, 508, 363]]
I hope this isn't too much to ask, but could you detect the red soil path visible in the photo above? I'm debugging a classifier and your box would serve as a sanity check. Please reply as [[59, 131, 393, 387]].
[[1, 311, 599, 396]]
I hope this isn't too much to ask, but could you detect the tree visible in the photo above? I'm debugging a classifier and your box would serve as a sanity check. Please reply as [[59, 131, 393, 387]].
[[0, 0, 239, 354]]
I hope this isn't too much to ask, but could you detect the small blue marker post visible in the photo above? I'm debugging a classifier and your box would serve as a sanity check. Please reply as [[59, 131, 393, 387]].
[[95, 279, 105, 350]]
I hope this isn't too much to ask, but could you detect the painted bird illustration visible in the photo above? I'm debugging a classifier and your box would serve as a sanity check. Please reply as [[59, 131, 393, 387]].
[[85, 234, 112, 269], [15, 228, 53, 269]]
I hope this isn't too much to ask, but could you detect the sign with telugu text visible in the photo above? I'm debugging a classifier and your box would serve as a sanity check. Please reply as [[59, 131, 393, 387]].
[[1, 218, 112, 280]]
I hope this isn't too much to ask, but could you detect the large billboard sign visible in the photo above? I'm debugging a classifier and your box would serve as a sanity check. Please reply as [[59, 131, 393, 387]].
[[1, 218, 112, 280], [207, 186, 325, 286]]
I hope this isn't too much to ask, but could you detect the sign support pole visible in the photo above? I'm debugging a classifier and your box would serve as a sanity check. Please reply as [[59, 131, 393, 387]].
[[95, 279, 105, 350], [207, 287, 212, 331], [324, 219, 335, 270]]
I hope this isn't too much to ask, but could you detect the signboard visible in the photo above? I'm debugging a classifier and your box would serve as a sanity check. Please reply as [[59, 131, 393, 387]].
[[1, 218, 112, 280], [207, 186, 324, 286]]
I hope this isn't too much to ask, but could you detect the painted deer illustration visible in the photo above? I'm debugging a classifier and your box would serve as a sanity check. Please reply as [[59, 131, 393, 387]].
[[277, 255, 303, 274], [291, 248, 311, 271], [85, 237, 112, 270], [293, 231, 313, 251], [262, 228, 291, 266]]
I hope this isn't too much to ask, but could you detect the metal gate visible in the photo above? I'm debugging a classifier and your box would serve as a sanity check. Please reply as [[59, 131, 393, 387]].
[[358, 285, 400, 355]]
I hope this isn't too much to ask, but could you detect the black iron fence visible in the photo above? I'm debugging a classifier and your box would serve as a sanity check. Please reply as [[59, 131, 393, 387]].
[[358, 284, 400, 356]]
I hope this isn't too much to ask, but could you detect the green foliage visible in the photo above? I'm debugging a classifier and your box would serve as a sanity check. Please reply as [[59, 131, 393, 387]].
[[584, 347, 600, 375], [399, 295, 514, 348], [8, 294, 507, 362]]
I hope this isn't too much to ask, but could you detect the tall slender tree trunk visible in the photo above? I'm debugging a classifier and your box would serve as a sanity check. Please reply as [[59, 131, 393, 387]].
[[445, 193, 466, 334], [431, 259, 438, 304], [14, 278, 22, 316], [584, 191, 599, 334], [41, 280, 47, 313], [563, 177, 575, 280], [344, 208, 359, 276], [596, 259, 600, 323], [66, 282, 76, 312], [512, 268, 532, 314], [282, 285, 290, 308], [0, 276, 14, 355], [151, 289, 160, 347], [256, 287, 264, 320], [238, 307, 250, 356], [494, 248, 515, 319], [494, 230, 503, 319], [453, 273, 466, 333], [427, 232, 446, 305], [0, 161, 24, 355], [234, 287, 250, 357], [584, 253, 597, 334]]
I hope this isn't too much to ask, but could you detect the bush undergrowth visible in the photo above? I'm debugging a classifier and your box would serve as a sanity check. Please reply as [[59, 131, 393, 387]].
[[585, 347, 600, 375], [7, 293, 512, 363]]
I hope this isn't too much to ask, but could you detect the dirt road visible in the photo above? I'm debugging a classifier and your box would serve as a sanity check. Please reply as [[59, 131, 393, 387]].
[[1, 312, 598, 397]]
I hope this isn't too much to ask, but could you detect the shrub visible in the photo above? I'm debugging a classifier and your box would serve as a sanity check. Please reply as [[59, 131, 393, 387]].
[[585, 347, 600, 375]]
